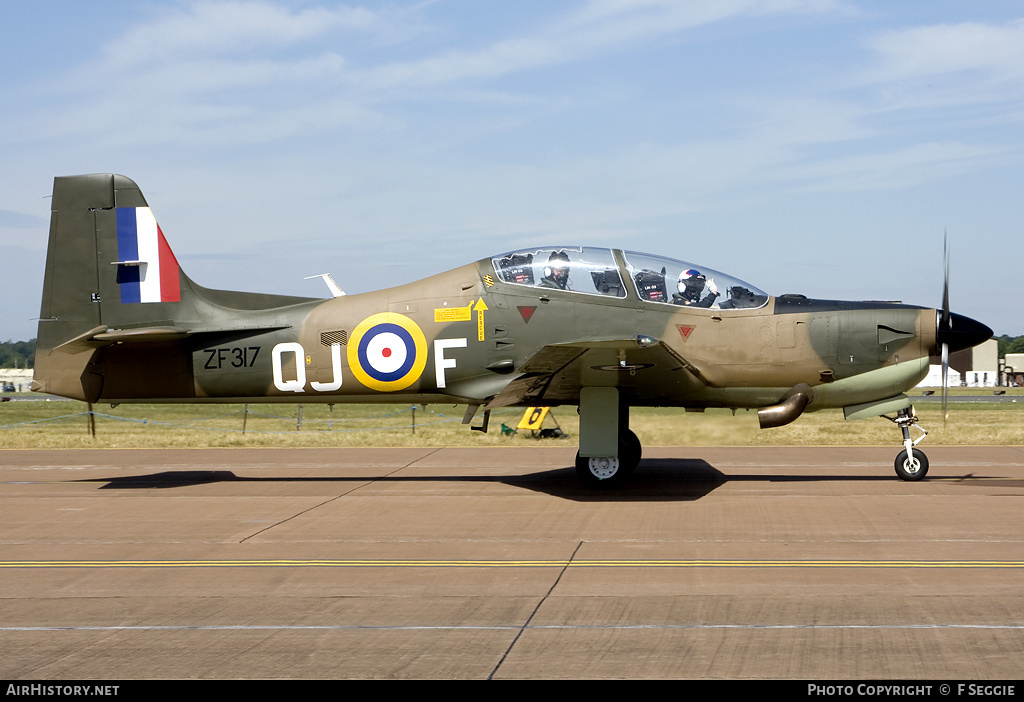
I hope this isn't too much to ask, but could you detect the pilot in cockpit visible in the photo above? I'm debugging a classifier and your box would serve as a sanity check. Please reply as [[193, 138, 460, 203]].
[[540, 250, 571, 290], [672, 269, 719, 308]]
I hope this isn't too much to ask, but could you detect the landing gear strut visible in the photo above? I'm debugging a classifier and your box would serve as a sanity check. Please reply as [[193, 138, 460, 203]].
[[575, 387, 642, 488], [887, 407, 929, 481]]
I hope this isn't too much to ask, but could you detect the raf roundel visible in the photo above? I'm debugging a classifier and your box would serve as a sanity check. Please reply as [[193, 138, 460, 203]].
[[347, 313, 428, 392]]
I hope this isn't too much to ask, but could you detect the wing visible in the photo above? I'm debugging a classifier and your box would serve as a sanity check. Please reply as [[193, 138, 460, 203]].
[[485, 338, 724, 408]]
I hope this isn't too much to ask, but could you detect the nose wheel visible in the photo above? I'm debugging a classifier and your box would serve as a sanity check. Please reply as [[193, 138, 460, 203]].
[[887, 407, 929, 481], [895, 448, 929, 481]]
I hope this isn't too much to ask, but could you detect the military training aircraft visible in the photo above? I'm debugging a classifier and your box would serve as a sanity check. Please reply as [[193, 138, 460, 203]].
[[32, 174, 993, 486]]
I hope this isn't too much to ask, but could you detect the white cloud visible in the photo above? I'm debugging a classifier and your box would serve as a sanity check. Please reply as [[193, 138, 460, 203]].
[[102, 1, 376, 66], [355, 0, 850, 91], [864, 18, 1024, 83], [775, 141, 1008, 192], [568, 0, 852, 33], [4, 0, 854, 150]]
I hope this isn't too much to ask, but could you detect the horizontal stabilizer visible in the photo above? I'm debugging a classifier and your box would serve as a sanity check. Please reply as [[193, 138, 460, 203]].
[[52, 323, 293, 353]]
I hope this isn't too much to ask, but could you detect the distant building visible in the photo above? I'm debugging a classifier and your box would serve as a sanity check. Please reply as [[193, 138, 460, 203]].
[[0, 369, 34, 393], [1004, 353, 1024, 387], [918, 338, 998, 387]]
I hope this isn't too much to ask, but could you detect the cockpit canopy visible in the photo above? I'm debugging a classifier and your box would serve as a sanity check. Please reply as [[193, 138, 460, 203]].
[[490, 247, 768, 310]]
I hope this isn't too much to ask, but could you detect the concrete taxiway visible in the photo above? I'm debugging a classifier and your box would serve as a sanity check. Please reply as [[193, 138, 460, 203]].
[[1, 445, 1023, 679]]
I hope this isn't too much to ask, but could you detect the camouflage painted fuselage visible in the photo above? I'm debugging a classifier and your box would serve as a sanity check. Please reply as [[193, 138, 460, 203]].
[[33, 174, 947, 421]]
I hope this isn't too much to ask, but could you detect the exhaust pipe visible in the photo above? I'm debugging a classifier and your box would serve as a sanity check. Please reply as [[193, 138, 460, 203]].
[[758, 383, 815, 429]]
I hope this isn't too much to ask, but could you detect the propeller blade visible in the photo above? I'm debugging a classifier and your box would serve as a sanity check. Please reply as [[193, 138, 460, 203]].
[[933, 231, 993, 427], [940, 232, 950, 426], [934, 317, 994, 426], [941, 231, 950, 330], [941, 341, 949, 425]]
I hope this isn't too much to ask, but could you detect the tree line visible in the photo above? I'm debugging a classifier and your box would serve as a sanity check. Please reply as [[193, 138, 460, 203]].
[[997, 335, 1024, 356], [0, 339, 35, 369]]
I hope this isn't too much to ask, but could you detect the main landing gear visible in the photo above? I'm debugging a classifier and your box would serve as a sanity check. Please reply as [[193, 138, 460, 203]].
[[574, 387, 641, 488], [575, 428, 641, 488], [887, 407, 929, 481]]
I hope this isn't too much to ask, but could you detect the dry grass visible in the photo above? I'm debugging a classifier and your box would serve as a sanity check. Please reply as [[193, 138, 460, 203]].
[[2, 391, 1021, 449]]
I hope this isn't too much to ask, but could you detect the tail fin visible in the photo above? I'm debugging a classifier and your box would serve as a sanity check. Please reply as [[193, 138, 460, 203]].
[[38, 175, 188, 344], [33, 173, 317, 400]]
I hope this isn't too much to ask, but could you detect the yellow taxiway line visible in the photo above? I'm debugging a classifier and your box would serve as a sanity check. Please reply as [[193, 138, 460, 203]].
[[1, 559, 1022, 569]]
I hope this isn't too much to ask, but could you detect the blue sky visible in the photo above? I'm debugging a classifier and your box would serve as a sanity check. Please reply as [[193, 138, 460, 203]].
[[2, 0, 1021, 342]]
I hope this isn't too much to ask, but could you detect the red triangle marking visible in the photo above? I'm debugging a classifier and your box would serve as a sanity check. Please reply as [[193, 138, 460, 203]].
[[677, 324, 695, 341], [518, 306, 537, 323]]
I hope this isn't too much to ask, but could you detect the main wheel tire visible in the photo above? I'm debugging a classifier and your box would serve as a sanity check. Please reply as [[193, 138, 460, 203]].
[[575, 452, 626, 487], [575, 431, 642, 487], [894, 448, 929, 481]]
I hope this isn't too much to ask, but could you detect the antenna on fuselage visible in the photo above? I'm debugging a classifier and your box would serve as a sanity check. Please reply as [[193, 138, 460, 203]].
[[305, 274, 346, 298]]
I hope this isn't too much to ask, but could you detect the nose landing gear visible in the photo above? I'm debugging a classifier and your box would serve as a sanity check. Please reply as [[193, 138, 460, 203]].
[[887, 407, 929, 481]]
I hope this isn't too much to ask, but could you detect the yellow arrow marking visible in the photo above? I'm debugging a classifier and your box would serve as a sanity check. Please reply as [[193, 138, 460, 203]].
[[474, 298, 488, 341]]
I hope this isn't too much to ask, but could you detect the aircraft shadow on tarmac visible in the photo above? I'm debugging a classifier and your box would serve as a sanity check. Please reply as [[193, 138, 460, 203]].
[[76, 458, 923, 502]]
